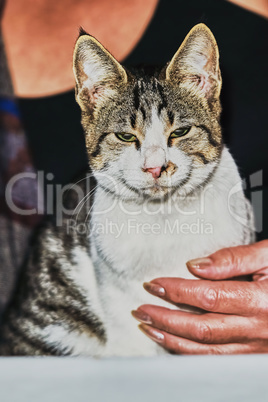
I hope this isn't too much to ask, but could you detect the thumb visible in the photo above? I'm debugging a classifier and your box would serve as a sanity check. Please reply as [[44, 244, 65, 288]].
[[186, 240, 268, 280]]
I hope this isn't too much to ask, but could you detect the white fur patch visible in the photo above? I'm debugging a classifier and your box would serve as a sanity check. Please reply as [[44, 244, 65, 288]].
[[42, 324, 103, 356], [69, 247, 104, 319]]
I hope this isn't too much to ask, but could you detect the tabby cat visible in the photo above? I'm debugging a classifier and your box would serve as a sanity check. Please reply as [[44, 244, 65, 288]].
[[0, 24, 254, 356]]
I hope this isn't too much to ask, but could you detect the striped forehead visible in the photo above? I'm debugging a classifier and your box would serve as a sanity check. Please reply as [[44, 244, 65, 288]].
[[131, 78, 171, 139], [132, 78, 164, 118]]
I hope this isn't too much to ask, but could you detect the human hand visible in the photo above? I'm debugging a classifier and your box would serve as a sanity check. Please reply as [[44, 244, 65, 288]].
[[132, 241, 268, 354]]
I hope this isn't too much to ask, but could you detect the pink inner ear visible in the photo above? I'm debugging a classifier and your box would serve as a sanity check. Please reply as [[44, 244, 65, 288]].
[[183, 73, 212, 96], [199, 74, 211, 94], [85, 85, 105, 105], [91, 86, 102, 102]]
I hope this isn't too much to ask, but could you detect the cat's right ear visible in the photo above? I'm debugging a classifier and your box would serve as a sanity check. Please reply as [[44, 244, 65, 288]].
[[164, 24, 222, 101], [73, 33, 128, 111]]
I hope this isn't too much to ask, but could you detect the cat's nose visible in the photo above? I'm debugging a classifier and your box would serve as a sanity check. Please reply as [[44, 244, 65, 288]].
[[144, 166, 162, 179]]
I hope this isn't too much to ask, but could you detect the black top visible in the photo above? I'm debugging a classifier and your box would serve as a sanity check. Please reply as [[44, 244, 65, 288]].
[[18, 0, 268, 239]]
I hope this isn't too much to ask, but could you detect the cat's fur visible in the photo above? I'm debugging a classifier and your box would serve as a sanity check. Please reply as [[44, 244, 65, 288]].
[[0, 24, 254, 356]]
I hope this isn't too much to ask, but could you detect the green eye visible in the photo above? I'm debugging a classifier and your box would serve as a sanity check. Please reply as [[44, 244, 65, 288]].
[[170, 127, 191, 138], [115, 133, 137, 142]]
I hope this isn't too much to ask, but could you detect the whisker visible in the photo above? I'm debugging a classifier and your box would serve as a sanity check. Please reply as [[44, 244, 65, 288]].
[[73, 186, 97, 225], [66, 173, 94, 193], [84, 186, 108, 225]]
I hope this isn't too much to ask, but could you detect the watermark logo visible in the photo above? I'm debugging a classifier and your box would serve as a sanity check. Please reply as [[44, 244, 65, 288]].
[[66, 217, 214, 238], [249, 170, 263, 233], [227, 170, 262, 233], [4, 169, 263, 234]]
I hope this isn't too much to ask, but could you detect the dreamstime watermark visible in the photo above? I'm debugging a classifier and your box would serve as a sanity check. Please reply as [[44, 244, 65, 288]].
[[4, 169, 264, 233]]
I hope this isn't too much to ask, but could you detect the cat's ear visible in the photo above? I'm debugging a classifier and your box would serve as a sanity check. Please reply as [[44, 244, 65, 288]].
[[165, 24, 222, 99], [73, 32, 128, 111]]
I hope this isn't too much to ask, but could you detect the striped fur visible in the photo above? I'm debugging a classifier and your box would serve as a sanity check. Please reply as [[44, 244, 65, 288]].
[[0, 24, 254, 356]]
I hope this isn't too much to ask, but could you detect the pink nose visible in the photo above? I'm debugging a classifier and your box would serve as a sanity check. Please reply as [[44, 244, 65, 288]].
[[144, 166, 162, 179]]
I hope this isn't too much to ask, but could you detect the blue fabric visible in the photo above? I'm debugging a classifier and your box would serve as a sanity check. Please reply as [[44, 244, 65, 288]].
[[0, 98, 20, 118]]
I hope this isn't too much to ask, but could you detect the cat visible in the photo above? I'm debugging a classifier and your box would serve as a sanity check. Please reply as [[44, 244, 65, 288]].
[[0, 24, 254, 356]]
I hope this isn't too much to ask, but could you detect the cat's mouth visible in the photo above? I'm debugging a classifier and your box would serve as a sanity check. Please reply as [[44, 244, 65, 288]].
[[125, 182, 179, 200], [104, 169, 193, 201], [142, 184, 172, 190], [124, 172, 192, 191], [141, 184, 177, 199], [115, 171, 193, 200]]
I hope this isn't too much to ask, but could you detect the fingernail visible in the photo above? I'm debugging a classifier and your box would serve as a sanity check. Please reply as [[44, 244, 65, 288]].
[[253, 273, 268, 282], [139, 324, 164, 344], [131, 309, 153, 325], [186, 257, 212, 270], [143, 282, 165, 297]]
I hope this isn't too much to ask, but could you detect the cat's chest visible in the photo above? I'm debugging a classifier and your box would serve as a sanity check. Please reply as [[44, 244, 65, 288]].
[[93, 211, 184, 276], [92, 204, 220, 280]]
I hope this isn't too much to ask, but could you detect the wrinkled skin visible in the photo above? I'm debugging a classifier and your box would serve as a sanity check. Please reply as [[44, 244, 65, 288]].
[[133, 241, 268, 354]]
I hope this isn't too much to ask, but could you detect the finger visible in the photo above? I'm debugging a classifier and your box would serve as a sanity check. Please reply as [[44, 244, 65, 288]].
[[253, 268, 268, 281], [132, 305, 257, 344], [144, 278, 266, 315], [186, 240, 268, 280], [139, 324, 260, 355]]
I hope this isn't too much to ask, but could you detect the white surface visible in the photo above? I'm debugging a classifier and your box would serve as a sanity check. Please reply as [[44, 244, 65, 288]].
[[1, 355, 268, 402]]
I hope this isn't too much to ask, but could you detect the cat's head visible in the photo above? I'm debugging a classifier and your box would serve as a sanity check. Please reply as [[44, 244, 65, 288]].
[[73, 24, 223, 200]]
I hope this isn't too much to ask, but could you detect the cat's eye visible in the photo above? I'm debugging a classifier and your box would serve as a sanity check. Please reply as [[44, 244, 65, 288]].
[[115, 133, 137, 142], [170, 127, 191, 138]]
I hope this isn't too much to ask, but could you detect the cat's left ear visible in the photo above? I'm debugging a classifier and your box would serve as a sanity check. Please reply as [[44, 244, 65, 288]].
[[73, 32, 128, 111], [165, 24, 222, 100]]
